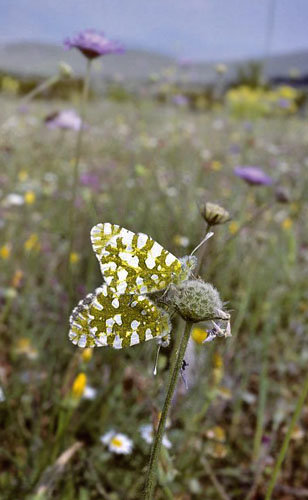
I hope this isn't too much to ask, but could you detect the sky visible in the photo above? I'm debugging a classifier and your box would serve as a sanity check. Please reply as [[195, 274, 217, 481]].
[[0, 0, 307, 61]]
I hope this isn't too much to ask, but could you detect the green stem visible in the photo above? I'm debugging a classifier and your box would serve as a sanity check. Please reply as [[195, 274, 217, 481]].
[[21, 75, 60, 103], [67, 59, 92, 295], [265, 372, 308, 500], [144, 320, 193, 500]]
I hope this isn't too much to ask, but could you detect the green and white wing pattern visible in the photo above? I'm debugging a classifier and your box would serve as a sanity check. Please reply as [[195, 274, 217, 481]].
[[69, 284, 171, 349], [90, 223, 183, 295]]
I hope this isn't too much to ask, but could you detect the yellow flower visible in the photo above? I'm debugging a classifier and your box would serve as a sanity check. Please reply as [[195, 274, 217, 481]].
[[15, 338, 38, 360], [206, 426, 226, 442], [11, 269, 24, 288], [281, 217, 293, 231], [72, 373, 87, 399], [211, 160, 222, 171], [70, 252, 80, 264], [24, 234, 40, 252], [18, 170, 28, 182], [81, 348, 93, 363], [191, 327, 208, 344], [1, 75, 19, 95], [228, 221, 239, 235], [24, 191, 36, 205], [0, 243, 11, 260]]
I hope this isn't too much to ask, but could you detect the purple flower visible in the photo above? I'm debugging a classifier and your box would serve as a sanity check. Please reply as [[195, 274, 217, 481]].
[[234, 166, 273, 186], [172, 94, 188, 107], [64, 29, 124, 59], [80, 171, 100, 191], [45, 109, 82, 131]]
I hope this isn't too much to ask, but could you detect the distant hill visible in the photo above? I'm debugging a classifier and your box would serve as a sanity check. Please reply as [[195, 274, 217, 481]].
[[0, 42, 308, 87]]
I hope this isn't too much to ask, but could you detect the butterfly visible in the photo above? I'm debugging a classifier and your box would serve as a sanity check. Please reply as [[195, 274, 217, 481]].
[[69, 222, 196, 349]]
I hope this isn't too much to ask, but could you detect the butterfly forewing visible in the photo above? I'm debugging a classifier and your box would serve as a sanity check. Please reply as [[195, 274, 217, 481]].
[[69, 285, 171, 349], [90, 223, 182, 295]]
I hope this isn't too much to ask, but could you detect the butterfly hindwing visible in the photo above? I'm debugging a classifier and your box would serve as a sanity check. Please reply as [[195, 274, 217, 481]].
[[90, 223, 182, 295], [69, 284, 171, 349]]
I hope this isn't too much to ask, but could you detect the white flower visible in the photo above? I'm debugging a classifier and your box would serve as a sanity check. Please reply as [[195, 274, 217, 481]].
[[0, 386, 5, 403], [83, 385, 97, 400], [140, 424, 172, 449], [100, 430, 133, 455], [4, 193, 24, 206]]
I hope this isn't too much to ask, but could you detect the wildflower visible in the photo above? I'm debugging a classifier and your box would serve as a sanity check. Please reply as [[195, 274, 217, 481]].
[[1, 75, 19, 94], [81, 348, 93, 362], [207, 442, 228, 458], [64, 29, 124, 59], [15, 338, 38, 360], [101, 430, 133, 455], [213, 352, 224, 385], [228, 221, 239, 234], [234, 166, 273, 186], [281, 217, 293, 231], [0, 243, 11, 260], [140, 424, 172, 449], [211, 160, 222, 171], [275, 186, 290, 203], [18, 170, 28, 182], [4, 193, 24, 206], [24, 234, 40, 252], [215, 63, 227, 75], [24, 191, 36, 205], [0, 386, 5, 403], [206, 426, 226, 442], [191, 326, 208, 344], [70, 252, 80, 265], [11, 269, 24, 288], [58, 61, 73, 78], [173, 235, 190, 248], [171, 280, 224, 322], [45, 110, 82, 131], [201, 202, 230, 226], [71, 373, 87, 399], [83, 385, 97, 400]]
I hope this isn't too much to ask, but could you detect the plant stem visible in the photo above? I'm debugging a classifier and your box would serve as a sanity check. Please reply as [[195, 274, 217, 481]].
[[21, 75, 60, 103], [265, 371, 308, 500], [144, 320, 193, 500], [67, 58, 92, 296]]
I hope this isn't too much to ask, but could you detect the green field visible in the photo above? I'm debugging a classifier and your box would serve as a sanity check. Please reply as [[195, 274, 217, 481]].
[[0, 94, 307, 499]]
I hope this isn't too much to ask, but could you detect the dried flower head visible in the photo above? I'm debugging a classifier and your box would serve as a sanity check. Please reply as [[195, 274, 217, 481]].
[[201, 202, 230, 226], [169, 280, 225, 323], [64, 30, 124, 59]]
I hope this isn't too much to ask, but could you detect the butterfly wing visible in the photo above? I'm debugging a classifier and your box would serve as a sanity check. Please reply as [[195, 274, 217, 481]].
[[69, 284, 171, 349], [90, 223, 182, 294]]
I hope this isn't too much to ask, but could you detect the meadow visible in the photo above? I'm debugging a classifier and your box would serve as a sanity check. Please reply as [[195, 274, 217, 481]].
[[0, 84, 307, 500]]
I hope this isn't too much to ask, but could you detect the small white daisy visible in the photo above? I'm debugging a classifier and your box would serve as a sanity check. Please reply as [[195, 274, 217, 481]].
[[140, 424, 172, 449], [100, 430, 133, 455], [4, 193, 24, 207]]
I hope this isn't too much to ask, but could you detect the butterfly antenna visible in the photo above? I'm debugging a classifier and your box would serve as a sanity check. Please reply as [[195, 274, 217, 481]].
[[153, 344, 161, 376], [190, 231, 214, 256]]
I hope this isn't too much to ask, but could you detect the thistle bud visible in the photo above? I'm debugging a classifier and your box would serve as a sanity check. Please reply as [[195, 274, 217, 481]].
[[170, 280, 225, 323], [201, 202, 230, 226]]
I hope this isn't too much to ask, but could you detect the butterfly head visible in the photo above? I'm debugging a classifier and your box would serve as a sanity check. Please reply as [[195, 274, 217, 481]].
[[175, 255, 197, 284]]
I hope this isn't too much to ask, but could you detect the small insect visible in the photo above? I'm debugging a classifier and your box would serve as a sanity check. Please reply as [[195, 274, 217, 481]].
[[69, 222, 196, 349]]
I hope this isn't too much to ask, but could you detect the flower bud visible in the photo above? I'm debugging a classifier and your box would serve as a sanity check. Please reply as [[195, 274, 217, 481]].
[[58, 61, 73, 78], [275, 186, 291, 204], [201, 202, 230, 226], [171, 280, 224, 322]]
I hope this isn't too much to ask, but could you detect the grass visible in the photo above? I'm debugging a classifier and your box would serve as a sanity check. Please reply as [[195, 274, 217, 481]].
[[0, 93, 307, 499]]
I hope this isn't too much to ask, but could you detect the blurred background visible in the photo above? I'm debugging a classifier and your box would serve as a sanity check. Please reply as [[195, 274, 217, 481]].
[[0, 1, 308, 499]]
